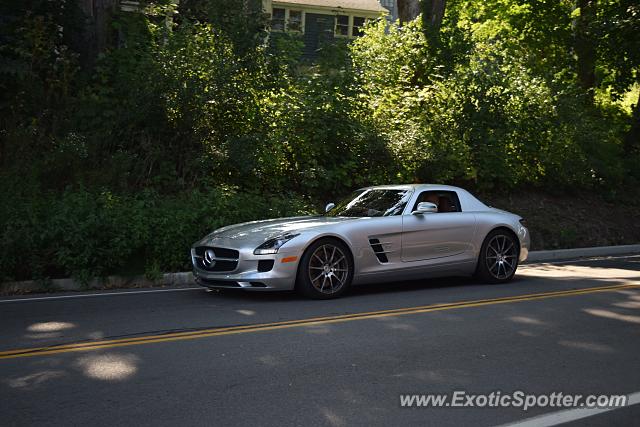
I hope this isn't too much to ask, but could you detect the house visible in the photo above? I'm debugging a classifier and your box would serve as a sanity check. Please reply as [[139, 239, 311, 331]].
[[262, 0, 390, 58], [115, 1, 395, 60]]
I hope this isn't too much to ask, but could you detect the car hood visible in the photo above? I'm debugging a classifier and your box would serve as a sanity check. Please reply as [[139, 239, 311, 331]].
[[196, 216, 357, 248]]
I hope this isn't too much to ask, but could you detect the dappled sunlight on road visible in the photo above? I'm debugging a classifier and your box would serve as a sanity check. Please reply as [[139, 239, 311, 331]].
[[385, 322, 418, 332], [615, 289, 640, 296], [391, 368, 471, 386], [557, 340, 615, 354], [257, 354, 282, 367], [20, 321, 109, 345], [422, 369, 468, 385], [319, 406, 347, 427], [580, 287, 640, 325], [583, 308, 640, 324], [519, 264, 640, 281], [27, 322, 76, 332], [508, 315, 548, 326], [87, 331, 106, 340], [24, 321, 78, 340], [74, 353, 139, 381], [5, 370, 66, 390], [612, 300, 640, 309], [304, 324, 332, 334], [2, 351, 141, 394]]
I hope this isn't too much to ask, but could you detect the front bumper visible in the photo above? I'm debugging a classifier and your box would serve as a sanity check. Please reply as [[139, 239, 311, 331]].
[[191, 247, 300, 291], [518, 226, 531, 262]]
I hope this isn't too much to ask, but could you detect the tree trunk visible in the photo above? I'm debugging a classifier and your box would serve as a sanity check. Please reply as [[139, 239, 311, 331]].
[[625, 88, 640, 154], [422, 0, 446, 48], [397, 0, 422, 24], [574, 0, 597, 99], [397, 1, 446, 46], [423, 0, 446, 32], [74, 0, 119, 68]]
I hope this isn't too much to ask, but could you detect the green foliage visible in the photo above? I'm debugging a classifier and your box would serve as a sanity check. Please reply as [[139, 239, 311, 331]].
[[0, 185, 311, 282], [0, 0, 81, 177], [261, 44, 394, 195], [352, 13, 629, 191], [178, 0, 267, 55], [596, 0, 640, 96]]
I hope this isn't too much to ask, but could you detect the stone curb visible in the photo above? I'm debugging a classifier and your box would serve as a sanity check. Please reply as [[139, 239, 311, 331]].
[[2, 244, 639, 295], [0, 272, 196, 295], [524, 244, 640, 263]]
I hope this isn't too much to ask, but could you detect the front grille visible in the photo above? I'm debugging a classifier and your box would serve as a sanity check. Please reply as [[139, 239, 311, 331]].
[[193, 246, 239, 272], [207, 247, 239, 259]]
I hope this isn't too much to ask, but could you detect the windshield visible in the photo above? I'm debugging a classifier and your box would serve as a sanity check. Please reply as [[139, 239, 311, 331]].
[[326, 189, 413, 217]]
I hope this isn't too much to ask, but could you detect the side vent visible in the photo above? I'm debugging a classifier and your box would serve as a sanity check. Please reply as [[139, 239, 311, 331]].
[[369, 238, 388, 263]]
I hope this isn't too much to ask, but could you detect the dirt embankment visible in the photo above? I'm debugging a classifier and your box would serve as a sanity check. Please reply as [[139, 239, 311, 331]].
[[480, 191, 640, 251]]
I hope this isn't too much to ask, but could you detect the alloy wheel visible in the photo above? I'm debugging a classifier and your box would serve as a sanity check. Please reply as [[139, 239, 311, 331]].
[[485, 234, 517, 280], [308, 244, 349, 295]]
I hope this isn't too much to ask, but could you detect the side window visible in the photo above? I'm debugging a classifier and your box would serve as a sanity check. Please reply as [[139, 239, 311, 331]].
[[288, 10, 302, 32], [413, 191, 461, 213], [352, 17, 366, 36], [336, 15, 349, 36], [272, 8, 285, 31]]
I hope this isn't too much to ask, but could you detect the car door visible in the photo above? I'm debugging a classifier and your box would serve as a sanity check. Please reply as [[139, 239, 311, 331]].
[[401, 191, 477, 262]]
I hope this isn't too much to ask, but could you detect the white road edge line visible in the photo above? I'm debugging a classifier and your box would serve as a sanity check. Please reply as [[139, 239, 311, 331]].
[[497, 391, 640, 427], [0, 287, 203, 303]]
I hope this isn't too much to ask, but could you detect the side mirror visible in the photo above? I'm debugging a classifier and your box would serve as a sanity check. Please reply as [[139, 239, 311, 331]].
[[325, 202, 336, 213], [412, 202, 438, 215]]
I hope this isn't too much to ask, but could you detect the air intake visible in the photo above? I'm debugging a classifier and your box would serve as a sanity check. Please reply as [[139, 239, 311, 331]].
[[257, 260, 274, 272], [369, 238, 388, 263]]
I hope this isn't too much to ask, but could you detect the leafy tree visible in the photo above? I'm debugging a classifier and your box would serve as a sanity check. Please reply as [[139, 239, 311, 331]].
[[178, 0, 267, 55], [0, 0, 81, 179], [596, 0, 640, 154], [397, 0, 447, 48], [574, 0, 598, 98]]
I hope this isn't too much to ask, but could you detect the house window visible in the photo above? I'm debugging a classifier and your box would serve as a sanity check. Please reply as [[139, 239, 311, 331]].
[[336, 15, 349, 36], [288, 10, 302, 32], [272, 8, 285, 31], [352, 17, 366, 36]]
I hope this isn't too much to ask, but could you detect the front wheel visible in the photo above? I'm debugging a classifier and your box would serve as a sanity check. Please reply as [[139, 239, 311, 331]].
[[476, 230, 519, 283], [296, 238, 353, 299]]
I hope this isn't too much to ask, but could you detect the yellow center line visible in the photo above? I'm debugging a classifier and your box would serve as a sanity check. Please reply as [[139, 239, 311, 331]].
[[1, 283, 636, 360]]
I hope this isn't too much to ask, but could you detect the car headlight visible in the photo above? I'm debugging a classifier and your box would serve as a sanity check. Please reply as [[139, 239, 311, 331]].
[[254, 233, 300, 255]]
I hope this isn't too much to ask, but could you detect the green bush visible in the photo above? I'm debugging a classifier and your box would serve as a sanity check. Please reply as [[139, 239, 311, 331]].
[[0, 186, 311, 282]]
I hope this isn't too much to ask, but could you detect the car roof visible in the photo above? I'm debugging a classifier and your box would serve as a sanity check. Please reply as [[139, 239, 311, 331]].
[[358, 184, 465, 192], [356, 184, 490, 211]]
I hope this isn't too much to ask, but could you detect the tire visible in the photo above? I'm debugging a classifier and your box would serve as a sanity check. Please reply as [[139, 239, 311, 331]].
[[296, 238, 354, 299], [476, 229, 520, 284]]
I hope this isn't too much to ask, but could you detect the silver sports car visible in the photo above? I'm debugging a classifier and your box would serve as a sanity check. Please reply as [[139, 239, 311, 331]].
[[191, 184, 530, 299]]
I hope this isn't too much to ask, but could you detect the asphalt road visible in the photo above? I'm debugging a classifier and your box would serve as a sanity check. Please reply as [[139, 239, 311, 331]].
[[1, 256, 640, 427]]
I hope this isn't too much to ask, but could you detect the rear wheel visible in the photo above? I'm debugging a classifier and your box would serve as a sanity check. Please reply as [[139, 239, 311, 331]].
[[296, 238, 353, 299], [476, 230, 519, 283]]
